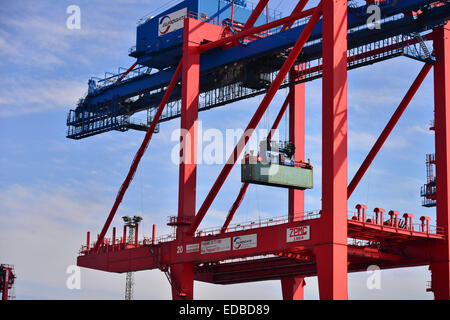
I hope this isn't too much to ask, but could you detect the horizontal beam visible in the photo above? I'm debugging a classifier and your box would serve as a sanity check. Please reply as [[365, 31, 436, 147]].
[[79, 218, 320, 272], [78, 214, 445, 273], [194, 254, 431, 285]]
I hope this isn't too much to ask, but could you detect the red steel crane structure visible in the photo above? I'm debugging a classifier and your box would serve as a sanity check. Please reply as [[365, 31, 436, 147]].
[[1, 264, 16, 300], [75, 0, 450, 300]]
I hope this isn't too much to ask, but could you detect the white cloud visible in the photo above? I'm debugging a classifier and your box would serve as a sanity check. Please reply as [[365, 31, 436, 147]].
[[348, 130, 410, 152], [0, 78, 86, 117]]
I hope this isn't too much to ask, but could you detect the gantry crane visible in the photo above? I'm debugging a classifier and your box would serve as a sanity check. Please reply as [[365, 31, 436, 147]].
[[69, 0, 450, 300]]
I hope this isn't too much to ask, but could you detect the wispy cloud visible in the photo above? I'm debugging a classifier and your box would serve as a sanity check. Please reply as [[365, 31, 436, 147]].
[[0, 78, 86, 117]]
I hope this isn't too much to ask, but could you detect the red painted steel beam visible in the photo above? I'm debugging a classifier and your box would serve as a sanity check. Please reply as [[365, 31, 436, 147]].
[[86, 231, 90, 254], [224, 0, 270, 50], [152, 224, 156, 245], [171, 19, 201, 300], [282, 0, 310, 31], [281, 277, 306, 300], [93, 61, 182, 251], [288, 70, 305, 222], [221, 182, 250, 233], [188, 3, 324, 236], [347, 63, 432, 199], [117, 61, 138, 82], [282, 70, 306, 301], [1, 267, 11, 300], [177, 25, 200, 242], [242, 0, 270, 31], [314, 0, 349, 300], [231, 0, 235, 25], [195, 255, 432, 285], [199, 6, 318, 53], [269, 93, 291, 140], [431, 23, 450, 300]]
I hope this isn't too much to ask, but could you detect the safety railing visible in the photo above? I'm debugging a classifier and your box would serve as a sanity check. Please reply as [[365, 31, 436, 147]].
[[422, 196, 437, 208], [348, 210, 445, 235], [426, 280, 433, 291], [348, 238, 381, 247], [79, 237, 158, 256], [197, 210, 321, 237], [92, 66, 149, 91], [137, 0, 282, 26], [185, 11, 272, 43], [421, 184, 436, 198], [244, 0, 282, 21], [137, 0, 184, 26]]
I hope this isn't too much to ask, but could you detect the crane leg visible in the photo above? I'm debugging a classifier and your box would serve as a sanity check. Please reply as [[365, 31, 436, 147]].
[[431, 22, 450, 300], [314, 0, 348, 300], [281, 277, 306, 300], [281, 70, 306, 300], [171, 18, 201, 300]]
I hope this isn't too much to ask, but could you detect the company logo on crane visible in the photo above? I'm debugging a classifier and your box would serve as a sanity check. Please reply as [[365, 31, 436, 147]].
[[158, 8, 187, 36], [232, 234, 257, 250]]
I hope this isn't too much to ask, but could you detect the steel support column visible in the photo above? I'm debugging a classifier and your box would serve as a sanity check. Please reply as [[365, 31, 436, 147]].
[[314, 0, 348, 300], [281, 277, 306, 300], [171, 19, 200, 300], [282, 70, 306, 300], [288, 70, 305, 223], [2, 268, 9, 301], [431, 22, 450, 300]]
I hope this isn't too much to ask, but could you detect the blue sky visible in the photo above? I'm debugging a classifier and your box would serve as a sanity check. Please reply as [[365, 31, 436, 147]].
[[0, 0, 438, 299]]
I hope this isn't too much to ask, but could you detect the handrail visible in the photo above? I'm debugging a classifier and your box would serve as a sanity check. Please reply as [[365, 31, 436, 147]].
[[92, 66, 149, 90], [348, 211, 445, 234], [198, 211, 321, 237], [137, 0, 282, 27]]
